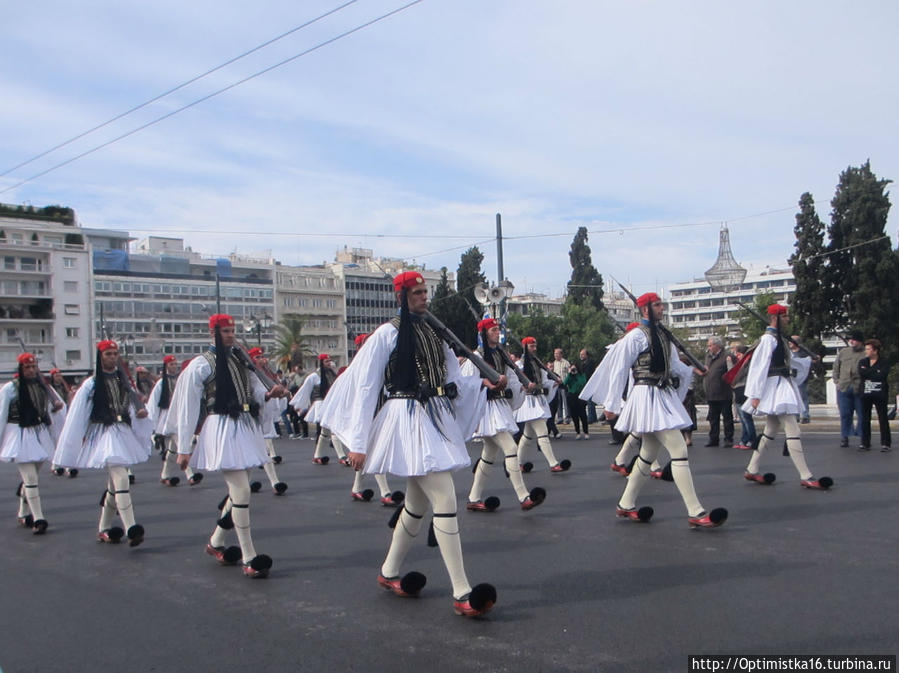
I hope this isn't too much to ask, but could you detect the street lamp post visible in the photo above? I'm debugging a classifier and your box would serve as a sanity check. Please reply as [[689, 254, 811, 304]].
[[243, 314, 273, 347]]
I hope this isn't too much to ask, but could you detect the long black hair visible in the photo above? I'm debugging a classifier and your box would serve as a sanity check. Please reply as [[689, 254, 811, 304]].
[[213, 327, 240, 418], [90, 350, 130, 426], [16, 363, 44, 427], [391, 287, 417, 392]]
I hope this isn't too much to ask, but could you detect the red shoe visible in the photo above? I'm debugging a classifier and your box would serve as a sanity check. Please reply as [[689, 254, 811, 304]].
[[242, 554, 273, 578], [744, 471, 775, 485], [338, 457, 351, 467], [649, 469, 664, 480], [97, 527, 124, 543], [801, 477, 833, 490], [312, 457, 329, 465], [550, 459, 572, 473], [610, 462, 628, 476], [205, 543, 241, 565], [378, 571, 426, 597], [466, 496, 500, 512], [453, 583, 496, 617], [188, 473, 204, 485], [160, 477, 180, 487], [520, 487, 546, 511], [17, 514, 34, 528], [380, 491, 403, 507], [615, 506, 653, 522], [688, 508, 728, 528], [351, 489, 374, 502]]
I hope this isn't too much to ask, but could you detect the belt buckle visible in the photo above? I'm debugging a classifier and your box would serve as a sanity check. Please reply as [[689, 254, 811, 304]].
[[436, 385, 444, 397], [116, 415, 123, 422], [242, 403, 250, 412]]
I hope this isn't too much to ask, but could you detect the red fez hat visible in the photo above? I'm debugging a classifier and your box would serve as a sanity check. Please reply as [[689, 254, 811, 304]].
[[636, 292, 660, 308], [626, 322, 641, 332], [49, 367, 61, 375], [354, 334, 369, 348], [477, 318, 499, 332], [767, 304, 788, 316], [209, 314, 235, 329], [318, 353, 330, 361], [247, 347, 264, 359], [97, 339, 118, 352], [393, 271, 424, 292], [17, 352, 36, 365], [162, 355, 177, 365], [521, 336, 536, 346]]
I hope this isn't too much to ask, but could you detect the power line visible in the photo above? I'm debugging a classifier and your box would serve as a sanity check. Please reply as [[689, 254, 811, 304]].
[[0, 0, 425, 196], [0, 0, 361, 179]]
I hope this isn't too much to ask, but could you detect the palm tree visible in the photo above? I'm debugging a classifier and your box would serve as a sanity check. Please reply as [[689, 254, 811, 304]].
[[271, 314, 313, 371]]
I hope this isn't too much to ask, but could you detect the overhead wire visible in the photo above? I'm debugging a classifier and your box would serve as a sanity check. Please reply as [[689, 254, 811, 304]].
[[0, 0, 361, 179], [0, 0, 425, 196]]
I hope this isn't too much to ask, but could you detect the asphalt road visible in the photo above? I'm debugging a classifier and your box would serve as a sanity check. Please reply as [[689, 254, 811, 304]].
[[1, 424, 896, 673]]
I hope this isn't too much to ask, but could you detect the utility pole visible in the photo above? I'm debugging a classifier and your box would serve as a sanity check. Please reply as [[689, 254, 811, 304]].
[[496, 213, 507, 321]]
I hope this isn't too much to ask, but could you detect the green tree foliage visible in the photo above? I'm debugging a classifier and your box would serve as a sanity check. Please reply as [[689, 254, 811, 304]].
[[825, 161, 898, 360], [271, 314, 312, 370], [505, 304, 616, 364], [736, 291, 777, 344], [789, 192, 831, 340], [566, 226, 604, 310], [450, 247, 488, 348]]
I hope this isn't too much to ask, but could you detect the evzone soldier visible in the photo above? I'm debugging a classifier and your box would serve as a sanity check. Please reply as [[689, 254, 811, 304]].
[[343, 334, 402, 507], [1, 353, 66, 534], [54, 340, 152, 546], [165, 314, 288, 578], [149, 354, 203, 487], [320, 271, 496, 617], [741, 304, 833, 490], [599, 293, 727, 528], [247, 347, 287, 495], [290, 353, 349, 466], [464, 318, 546, 513], [515, 337, 571, 474], [48, 368, 77, 478], [581, 322, 665, 478]]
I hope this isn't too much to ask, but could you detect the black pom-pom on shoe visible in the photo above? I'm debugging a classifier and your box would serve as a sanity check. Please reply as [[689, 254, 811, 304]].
[[521, 461, 534, 473], [127, 524, 145, 547], [272, 455, 282, 464], [68, 469, 79, 478], [249, 481, 262, 493], [273, 482, 288, 496], [32, 519, 49, 535], [243, 554, 273, 578], [188, 472, 204, 485], [400, 571, 427, 596]]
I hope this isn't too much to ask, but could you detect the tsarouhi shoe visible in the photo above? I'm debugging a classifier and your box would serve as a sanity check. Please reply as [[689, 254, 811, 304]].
[[351, 489, 374, 502], [206, 543, 241, 565], [17, 514, 34, 528], [610, 462, 628, 476], [188, 472, 204, 485], [97, 527, 124, 543], [160, 477, 180, 487], [378, 571, 426, 597], [127, 524, 145, 547], [520, 487, 546, 511], [312, 457, 329, 465], [381, 491, 404, 507], [466, 496, 501, 512], [801, 477, 834, 490], [688, 508, 728, 528], [273, 482, 288, 496], [615, 506, 653, 522], [32, 519, 48, 535], [242, 555, 273, 578], [550, 459, 572, 473], [744, 471, 776, 485], [453, 583, 496, 618]]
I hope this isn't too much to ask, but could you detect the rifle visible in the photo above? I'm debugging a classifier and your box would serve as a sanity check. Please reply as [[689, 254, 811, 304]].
[[232, 342, 282, 394], [501, 325, 565, 386], [735, 302, 820, 361], [15, 337, 65, 408], [115, 357, 148, 413], [457, 292, 533, 388], [611, 277, 707, 373], [421, 311, 501, 385]]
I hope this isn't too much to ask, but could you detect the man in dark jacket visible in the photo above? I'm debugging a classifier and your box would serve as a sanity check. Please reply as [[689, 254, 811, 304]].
[[699, 337, 733, 447]]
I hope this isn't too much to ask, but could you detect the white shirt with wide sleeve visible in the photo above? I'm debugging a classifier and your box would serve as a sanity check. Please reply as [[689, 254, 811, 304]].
[[741, 331, 802, 416], [318, 320, 485, 476]]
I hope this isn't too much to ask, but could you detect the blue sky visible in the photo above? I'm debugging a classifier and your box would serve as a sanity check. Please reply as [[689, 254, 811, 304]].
[[2, 0, 896, 297]]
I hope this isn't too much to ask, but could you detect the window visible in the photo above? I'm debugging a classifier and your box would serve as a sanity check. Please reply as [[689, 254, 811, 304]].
[[20, 257, 37, 271], [65, 350, 81, 361], [65, 327, 79, 338], [64, 304, 80, 315], [64, 281, 78, 293], [3, 256, 14, 270]]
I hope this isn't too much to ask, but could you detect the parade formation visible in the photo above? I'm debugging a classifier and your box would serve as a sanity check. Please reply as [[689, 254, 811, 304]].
[[0, 269, 860, 621]]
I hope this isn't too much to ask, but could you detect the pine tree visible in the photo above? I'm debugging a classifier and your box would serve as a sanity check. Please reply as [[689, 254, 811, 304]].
[[566, 227, 604, 310], [788, 192, 831, 339], [826, 161, 897, 358]]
